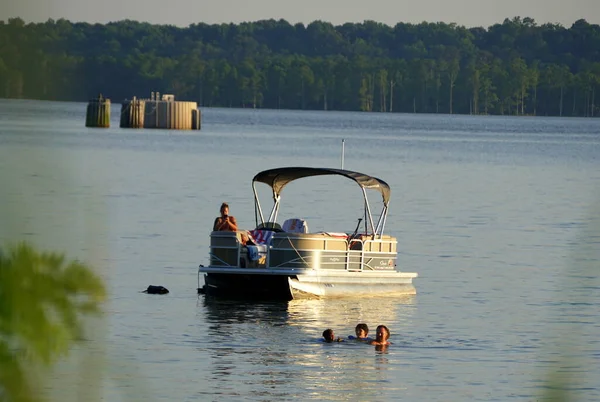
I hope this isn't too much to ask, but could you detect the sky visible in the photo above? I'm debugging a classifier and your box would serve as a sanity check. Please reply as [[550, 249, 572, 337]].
[[1, 0, 599, 28]]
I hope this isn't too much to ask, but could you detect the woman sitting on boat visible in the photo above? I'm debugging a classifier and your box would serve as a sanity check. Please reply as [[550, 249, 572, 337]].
[[213, 202, 238, 232]]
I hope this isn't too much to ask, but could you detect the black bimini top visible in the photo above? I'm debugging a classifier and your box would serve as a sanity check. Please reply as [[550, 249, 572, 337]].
[[252, 167, 391, 206]]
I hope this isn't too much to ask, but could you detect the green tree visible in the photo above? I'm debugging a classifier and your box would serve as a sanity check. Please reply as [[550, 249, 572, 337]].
[[1, 16, 599, 115], [0, 242, 106, 402], [312, 56, 337, 110], [218, 60, 237, 107], [264, 58, 287, 109], [388, 59, 406, 113], [542, 64, 572, 116], [465, 56, 480, 114], [285, 57, 314, 109], [510, 57, 529, 115], [332, 56, 354, 111], [377, 68, 388, 112], [443, 49, 460, 114], [528, 62, 540, 115], [0, 57, 8, 97], [358, 73, 374, 112], [590, 62, 600, 117], [491, 58, 511, 114], [202, 60, 221, 107]]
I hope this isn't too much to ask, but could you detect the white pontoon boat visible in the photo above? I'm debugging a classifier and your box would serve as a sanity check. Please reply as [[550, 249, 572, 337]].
[[198, 167, 418, 300]]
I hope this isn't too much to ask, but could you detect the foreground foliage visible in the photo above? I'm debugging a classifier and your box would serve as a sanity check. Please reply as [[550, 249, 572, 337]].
[[0, 242, 106, 402]]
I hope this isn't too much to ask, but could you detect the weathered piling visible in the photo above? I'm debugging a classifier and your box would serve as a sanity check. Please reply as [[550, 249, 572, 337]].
[[120, 97, 145, 128], [192, 108, 201, 130], [120, 93, 201, 130], [85, 94, 111, 128]]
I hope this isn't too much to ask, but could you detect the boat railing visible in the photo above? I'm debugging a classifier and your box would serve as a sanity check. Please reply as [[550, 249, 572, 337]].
[[209, 231, 243, 267], [210, 230, 269, 268], [209, 230, 397, 271], [268, 232, 347, 270], [208, 252, 235, 267], [268, 232, 396, 271]]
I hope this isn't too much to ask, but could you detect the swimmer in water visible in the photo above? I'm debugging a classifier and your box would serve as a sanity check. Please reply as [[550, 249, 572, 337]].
[[348, 323, 370, 341], [369, 325, 391, 346], [322, 328, 343, 343]]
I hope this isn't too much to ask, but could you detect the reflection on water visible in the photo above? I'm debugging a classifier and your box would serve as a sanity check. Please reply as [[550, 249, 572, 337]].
[[2, 100, 599, 400], [201, 298, 291, 326], [199, 296, 415, 400], [201, 296, 417, 337], [285, 296, 417, 334]]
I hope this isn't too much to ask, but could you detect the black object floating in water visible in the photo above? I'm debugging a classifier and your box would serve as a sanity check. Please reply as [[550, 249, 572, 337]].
[[143, 285, 169, 294]]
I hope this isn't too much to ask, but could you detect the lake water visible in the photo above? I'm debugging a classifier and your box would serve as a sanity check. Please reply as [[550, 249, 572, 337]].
[[1, 99, 599, 401]]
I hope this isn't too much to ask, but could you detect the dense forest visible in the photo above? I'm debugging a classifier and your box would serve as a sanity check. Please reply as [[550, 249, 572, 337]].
[[1, 16, 599, 116]]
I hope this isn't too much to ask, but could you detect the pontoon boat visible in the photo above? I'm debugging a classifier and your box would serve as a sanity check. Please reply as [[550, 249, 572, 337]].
[[198, 167, 418, 300]]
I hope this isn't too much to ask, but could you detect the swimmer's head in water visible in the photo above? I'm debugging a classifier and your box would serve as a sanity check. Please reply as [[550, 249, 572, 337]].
[[322, 329, 335, 342]]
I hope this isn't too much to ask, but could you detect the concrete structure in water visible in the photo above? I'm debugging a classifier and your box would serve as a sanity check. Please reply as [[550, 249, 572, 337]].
[[85, 94, 111, 128], [120, 92, 201, 130]]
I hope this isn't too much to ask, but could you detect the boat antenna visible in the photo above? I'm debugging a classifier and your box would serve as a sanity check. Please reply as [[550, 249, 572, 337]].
[[341, 139, 345, 169]]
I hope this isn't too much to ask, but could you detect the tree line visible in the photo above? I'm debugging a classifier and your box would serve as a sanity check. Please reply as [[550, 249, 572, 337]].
[[1, 16, 599, 116]]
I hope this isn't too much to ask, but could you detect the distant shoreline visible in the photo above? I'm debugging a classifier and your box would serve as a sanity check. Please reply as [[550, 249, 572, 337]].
[[1, 17, 598, 118]]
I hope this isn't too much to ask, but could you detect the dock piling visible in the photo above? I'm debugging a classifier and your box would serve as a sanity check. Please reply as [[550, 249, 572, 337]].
[[120, 93, 201, 130], [85, 94, 111, 128]]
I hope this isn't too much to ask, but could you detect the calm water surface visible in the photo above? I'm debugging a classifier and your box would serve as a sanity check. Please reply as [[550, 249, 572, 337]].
[[1, 99, 599, 401]]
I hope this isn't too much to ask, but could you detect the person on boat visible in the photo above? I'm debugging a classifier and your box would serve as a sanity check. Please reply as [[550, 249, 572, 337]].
[[348, 323, 370, 341], [213, 202, 238, 232], [322, 329, 343, 343], [369, 325, 391, 346]]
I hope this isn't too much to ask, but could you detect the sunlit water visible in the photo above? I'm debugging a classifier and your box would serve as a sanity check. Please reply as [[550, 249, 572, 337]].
[[1, 99, 599, 401]]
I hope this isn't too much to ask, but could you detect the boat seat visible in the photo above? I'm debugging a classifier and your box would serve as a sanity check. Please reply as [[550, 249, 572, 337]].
[[282, 218, 309, 233], [255, 222, 283, 232]]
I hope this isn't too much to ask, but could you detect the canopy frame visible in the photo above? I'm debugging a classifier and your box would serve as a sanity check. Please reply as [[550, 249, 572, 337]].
[[251, 167, 391, 237]]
